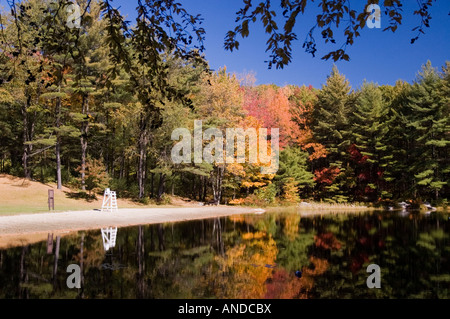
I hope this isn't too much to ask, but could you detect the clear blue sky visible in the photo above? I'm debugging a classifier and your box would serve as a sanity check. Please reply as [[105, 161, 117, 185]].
[[111, 0, 450, 88], [5, 0, 448, 88], [178, 0, 449, 89]]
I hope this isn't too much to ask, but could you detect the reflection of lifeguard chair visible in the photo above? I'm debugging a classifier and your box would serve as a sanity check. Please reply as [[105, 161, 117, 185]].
[[101, 227, 118, 251], [101, 188, 118, 212]]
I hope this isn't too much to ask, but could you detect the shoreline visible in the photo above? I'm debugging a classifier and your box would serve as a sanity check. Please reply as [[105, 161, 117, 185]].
[[0, 206, 263, 249]]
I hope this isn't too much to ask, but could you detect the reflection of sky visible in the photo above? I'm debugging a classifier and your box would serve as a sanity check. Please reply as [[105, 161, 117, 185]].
[[108, 0, 450, 88]]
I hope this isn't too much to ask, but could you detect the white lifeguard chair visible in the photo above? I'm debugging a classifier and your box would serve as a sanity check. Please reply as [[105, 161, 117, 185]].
[[101, 188, 118, 212], [101, 227, 118, 251]]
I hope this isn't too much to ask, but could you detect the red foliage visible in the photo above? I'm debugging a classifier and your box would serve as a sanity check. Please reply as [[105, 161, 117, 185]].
[[243, 86, 293, 148], [314, 232, 342, 250], [243, 85, 326, 159], [314, 166, 340, 185], [350, 252, 369, 274], [349, 144, 368, 164]]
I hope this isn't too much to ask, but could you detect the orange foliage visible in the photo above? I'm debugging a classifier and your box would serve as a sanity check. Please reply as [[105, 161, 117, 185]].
[[228, 198, 246, 205], [314, 166, 341, 185], [283, 214, 301, 241], [214, 231, 278, 298], [264, 256, 329, 299], [243, 85, 294, 149], [289, 86, 327, 160], [314, 232, 342, 250]]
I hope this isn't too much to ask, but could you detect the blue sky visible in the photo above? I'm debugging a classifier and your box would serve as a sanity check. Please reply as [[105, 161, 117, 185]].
[[114, 0, 449, 89], [4, 0, 448, 88]]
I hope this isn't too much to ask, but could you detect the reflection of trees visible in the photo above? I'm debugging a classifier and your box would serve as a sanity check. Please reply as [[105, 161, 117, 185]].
[[136, 226, 146, 298], [213, 231, 278, 299], [306, 212, 450, 298], [265, 256, 328, 298], [0, 211, 448, 299], [380, 214, 450, 298]]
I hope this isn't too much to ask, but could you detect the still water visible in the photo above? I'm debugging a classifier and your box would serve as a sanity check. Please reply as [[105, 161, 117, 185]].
[[0, 210, 449, 299]]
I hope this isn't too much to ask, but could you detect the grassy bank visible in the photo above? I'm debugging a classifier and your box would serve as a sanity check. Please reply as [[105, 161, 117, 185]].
[[0, 174, 191, 216]]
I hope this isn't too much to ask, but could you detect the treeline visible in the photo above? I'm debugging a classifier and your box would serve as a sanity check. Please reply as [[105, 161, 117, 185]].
[[0, 1, 448, 206]]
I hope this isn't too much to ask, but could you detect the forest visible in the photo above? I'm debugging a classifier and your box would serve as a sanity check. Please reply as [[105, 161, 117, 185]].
[[0, 0, 449, 207]]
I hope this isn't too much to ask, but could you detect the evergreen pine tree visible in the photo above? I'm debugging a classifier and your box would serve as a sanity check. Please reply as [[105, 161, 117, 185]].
[[351, 82, 391, 201], [407, 61, 449, 200], [313, 65, 354, 202]]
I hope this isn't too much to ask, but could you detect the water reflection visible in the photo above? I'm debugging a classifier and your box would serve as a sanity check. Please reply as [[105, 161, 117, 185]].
[[101, 227, 118, 251], [0, 211, 448, 299]]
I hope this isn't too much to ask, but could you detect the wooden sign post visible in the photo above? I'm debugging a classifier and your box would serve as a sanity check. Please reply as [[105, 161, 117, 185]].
[[48, 189, 54, 210]]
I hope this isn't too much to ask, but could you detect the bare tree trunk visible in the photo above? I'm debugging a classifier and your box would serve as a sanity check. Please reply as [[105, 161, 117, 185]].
[[192, 176, 196, 199], [119, 152, 125, 179], [202, 176, 207, 202], [80, 94, 89, 191], [22, 103, 30, 179], [55, 93, 62, 190], [150, 172, 154, 198], [158, 173, 166, 200], [171, 179, 175, 196], [198, 176, 202, 201], [22, 94, 33, 179], [211, 165, 224, 205], [137, 115, 148, 199]]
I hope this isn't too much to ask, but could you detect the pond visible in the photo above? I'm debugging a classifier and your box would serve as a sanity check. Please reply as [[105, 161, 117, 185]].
[[0, 210, 449, 299]]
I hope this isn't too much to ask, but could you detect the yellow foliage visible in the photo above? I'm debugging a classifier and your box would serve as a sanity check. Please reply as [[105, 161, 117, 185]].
[[242, 231, 266, 240], [214, 232, 278, 298], [229, 198, 245, 205], [283, 214, 301, 241]]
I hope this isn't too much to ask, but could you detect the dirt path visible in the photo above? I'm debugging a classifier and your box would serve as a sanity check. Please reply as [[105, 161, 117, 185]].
[[0, 206, 264, 248]]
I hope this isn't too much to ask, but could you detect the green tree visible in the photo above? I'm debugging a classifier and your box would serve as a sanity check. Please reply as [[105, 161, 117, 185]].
[[407, 61, 449, 200], [275, 146, 314, 200], [312, 65, 354, 202], [351, 82, 392, 201]]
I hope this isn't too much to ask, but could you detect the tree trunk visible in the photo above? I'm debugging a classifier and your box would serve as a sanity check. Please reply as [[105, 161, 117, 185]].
[[22, 103, 30, 179], [171, 179, 175, 196], [211, 165, 224, 204], [150, 172, 154, 198], [80, 94, 89, 191], [55, 94, 62, 190], [22, 94, 33, 179], [158, 173, 166, 200], [137, 115, 148, 199], [202, 176, 207, 202]]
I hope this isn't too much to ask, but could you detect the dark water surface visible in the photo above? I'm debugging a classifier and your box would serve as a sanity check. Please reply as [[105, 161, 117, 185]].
[[0, 210, 449, 299]]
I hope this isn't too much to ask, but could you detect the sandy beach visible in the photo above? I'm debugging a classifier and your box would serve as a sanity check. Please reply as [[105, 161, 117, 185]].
[[0, 206, 263, 248]]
